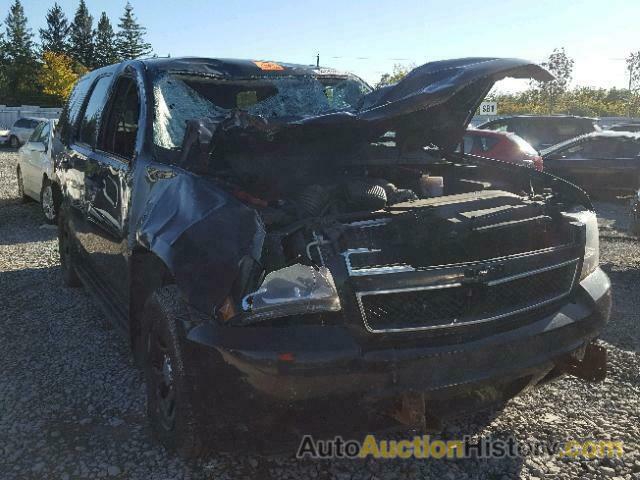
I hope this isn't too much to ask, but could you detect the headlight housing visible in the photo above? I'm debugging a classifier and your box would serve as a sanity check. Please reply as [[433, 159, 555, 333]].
[[236, 264, 342, 325], [565, 210, 599, 281]]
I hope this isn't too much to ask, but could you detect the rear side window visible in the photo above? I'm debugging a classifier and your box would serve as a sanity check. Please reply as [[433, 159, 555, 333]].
[[59, 75, 94, 142], [78, 75, 113, 147], [28, 122, 45, 142]]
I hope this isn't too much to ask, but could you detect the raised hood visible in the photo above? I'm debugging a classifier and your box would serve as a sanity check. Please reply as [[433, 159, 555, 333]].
[[354, 57, 553, 152], [172, 57, 553, 173]]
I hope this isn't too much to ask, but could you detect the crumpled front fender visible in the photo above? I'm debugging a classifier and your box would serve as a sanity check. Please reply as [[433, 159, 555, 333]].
[[135, 169, 265, 314]]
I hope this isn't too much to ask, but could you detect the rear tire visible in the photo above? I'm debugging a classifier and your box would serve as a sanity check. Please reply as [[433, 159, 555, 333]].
[[142, 286, 208, 458], [40, 178, 59, 224], [58, 210, 81, 287]]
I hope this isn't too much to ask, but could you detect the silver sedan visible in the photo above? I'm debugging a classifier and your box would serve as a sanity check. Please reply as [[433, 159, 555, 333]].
[[16, 119, 60, 223]]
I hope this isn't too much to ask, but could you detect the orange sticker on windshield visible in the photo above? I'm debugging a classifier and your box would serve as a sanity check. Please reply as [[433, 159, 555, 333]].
[[254, 61, 284, 71]]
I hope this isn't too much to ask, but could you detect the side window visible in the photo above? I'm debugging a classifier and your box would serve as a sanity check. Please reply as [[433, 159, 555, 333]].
[[14, 118, 29, 128], [28, 122, 45, 142], [564, 139, 619, 159], [59, 75, 94, 142], [99, 77, 140, 160], [38, 122, 51, 143], [486, 121, 508, 132], [29, 119, 41, 128], [78, 75, 113, 147], [477, 136, 499, 152], [616, 140, 640, 158]]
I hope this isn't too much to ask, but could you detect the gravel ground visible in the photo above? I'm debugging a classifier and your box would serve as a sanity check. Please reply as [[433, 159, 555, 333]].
[[0, 149, 638, 480]]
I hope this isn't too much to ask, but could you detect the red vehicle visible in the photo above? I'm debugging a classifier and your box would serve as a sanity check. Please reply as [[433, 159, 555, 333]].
[[463, 128, 544, 171]]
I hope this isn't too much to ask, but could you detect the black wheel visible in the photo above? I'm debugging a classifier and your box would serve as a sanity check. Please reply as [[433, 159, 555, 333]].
[[58, 211, 81, 287], [40, 178, 59, 224], [9, 135, 19, 149], [142, 286, 208, 458], [16, 167, 30, 202]]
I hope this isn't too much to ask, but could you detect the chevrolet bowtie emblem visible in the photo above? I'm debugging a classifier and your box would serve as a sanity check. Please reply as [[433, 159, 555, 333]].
[[463, 263, 506, 284]]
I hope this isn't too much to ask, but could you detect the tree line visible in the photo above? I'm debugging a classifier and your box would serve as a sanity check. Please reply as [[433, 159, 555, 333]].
[[377, 48, 640, 118], [0, 0, 153, 106]]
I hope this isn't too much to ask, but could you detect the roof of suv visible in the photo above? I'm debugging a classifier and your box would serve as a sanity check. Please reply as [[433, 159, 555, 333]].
[[139, 56, 354, 79]]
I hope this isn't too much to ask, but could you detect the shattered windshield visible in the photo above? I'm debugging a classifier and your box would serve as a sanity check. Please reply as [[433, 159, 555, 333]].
[[153, 73, 372, 149]]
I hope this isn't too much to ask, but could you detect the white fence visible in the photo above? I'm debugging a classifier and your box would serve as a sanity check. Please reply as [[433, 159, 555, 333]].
[[0, 106, 62, 129]]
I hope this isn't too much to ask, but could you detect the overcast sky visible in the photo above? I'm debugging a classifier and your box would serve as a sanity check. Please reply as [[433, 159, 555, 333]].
[[15, 0, 640, 91]]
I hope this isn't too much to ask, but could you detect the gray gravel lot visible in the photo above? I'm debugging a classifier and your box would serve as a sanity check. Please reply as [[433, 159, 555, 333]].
[[0, 149, 638, 479]]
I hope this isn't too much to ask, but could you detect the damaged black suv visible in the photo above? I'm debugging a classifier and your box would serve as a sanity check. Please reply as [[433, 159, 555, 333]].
[[54, 57, 611, 456]]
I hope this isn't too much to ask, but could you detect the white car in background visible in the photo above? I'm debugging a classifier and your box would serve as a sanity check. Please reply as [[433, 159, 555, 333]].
[[8, 117, 47, 148], [0, 127, 10, 145], [16, 118, 60, 223]]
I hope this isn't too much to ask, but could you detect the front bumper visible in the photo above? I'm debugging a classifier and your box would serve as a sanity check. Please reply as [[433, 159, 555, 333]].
[[186, 267, 611, 418]]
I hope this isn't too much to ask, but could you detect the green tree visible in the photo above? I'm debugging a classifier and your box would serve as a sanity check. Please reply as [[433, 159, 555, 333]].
[[626, 51, 640, 91], [69, 0, 94, 68], [40, 3, 70, 55], [116, 2, 152, 60], [39, 50, 79, 101], [2, 0, 39, 104], [375, 63, 414, 89], [533, 47, 574, 114], [94, 12, 119, 67]]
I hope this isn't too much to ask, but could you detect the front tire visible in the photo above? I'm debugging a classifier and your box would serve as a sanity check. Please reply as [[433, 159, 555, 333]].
[[142, 287, 208, 458], [40, 178, 59, 224], [9, 135, 19, 149]]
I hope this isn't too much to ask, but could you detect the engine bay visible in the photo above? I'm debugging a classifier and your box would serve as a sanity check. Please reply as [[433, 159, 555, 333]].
[[218, 154, 584, 327]]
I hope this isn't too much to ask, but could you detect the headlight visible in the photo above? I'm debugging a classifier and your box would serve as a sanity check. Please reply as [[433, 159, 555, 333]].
[[237, 264, 342, 324], [565, 210, 599, 281]]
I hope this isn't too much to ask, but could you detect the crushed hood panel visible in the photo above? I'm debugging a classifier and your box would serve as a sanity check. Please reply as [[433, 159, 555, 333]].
[[355, 57, 553, 151]]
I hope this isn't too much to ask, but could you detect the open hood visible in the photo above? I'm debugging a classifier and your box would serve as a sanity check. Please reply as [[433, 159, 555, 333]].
[[354, 57, 553, 151], [173, 58, 553, 172]]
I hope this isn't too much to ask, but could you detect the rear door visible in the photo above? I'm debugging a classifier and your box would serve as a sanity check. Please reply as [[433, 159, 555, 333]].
[[64, 73, 116, 281], [80, 72, 142, 308]]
